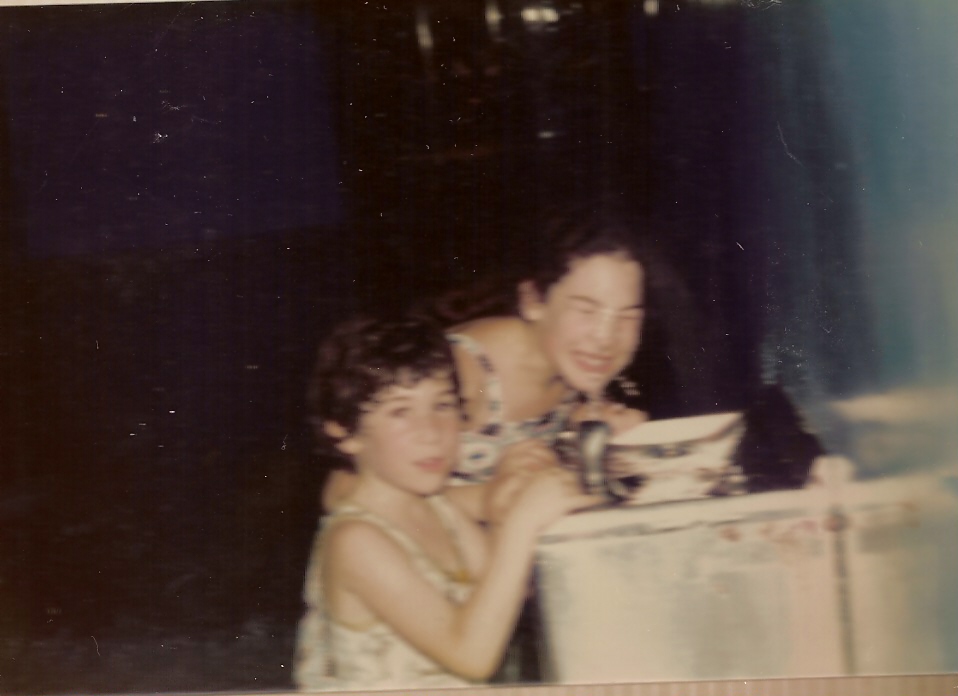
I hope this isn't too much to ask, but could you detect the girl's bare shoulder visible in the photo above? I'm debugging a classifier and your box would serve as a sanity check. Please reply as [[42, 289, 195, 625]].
[[448, 317, 516, 391], [323, 515, 409, 570], [449, 318, 528, 405], [448, 316, 528, 361]]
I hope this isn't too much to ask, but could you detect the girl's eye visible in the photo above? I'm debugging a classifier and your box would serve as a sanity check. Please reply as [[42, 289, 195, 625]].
[[436, 400, 459, 412], [387, 407, 411, 418]]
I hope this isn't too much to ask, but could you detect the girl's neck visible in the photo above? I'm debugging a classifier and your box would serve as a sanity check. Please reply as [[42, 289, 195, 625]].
[[515, 318, 566, 391]]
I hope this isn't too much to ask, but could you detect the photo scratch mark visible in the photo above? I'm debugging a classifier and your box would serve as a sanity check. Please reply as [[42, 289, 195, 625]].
[[37, 120, 100, 195], [190, 114, 222, 126], [91, 635, 100, 656], [161, 100, 186, 113], [152, 4, 186, 51], [67, 121, 100, 165], [777, 122, 803, 166]]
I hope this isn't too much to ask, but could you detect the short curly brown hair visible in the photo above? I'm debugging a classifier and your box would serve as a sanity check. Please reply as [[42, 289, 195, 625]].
[[306, 314, 459, 460]]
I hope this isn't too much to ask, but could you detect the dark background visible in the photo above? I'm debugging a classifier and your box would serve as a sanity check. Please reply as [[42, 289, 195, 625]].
[[4, 0, 951, 693]]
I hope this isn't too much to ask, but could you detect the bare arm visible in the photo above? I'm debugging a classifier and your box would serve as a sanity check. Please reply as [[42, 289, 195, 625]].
[[327, 471, 596, 681], [444, 440, 562, 524], [443, 483, 486, 523]]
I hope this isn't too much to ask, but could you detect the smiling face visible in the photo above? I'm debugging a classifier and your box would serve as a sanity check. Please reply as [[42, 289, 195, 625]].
[[338, 372, 462, 497], [522, 253, 645, 397]]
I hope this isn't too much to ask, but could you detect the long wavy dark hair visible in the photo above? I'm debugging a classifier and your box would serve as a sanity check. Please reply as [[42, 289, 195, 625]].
[[425, 202, 652, 325]]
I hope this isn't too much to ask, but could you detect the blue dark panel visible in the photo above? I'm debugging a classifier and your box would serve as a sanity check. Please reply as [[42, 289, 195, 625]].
[[3, 2, 340, 257]]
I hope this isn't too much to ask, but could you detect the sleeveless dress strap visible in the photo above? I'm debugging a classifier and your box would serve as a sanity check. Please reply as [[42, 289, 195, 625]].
[[328, 505, 426, 561], [329, 496, 471, 585], [446, 333, 504, 429]]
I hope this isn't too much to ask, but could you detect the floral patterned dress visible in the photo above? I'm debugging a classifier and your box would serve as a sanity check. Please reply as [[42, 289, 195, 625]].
[[446, 333, 578, 484], [294, 495, 476, 691]]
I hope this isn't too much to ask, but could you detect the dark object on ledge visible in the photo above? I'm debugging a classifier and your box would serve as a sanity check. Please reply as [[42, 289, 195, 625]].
[[732, 384, 825, 493]]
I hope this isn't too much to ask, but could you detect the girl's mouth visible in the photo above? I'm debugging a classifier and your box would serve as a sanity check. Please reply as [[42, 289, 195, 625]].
[[415, 457, 448, 473], [573, 352, 614, 375]]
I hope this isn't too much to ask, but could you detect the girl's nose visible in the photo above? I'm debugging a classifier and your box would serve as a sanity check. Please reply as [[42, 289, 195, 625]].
[[593, 309, 617, 346], [418, 411, 444, 442]]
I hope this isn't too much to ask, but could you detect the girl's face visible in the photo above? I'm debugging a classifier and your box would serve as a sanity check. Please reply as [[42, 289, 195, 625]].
[[523, 253, 644, 397], [340, 373, 462, 497]]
